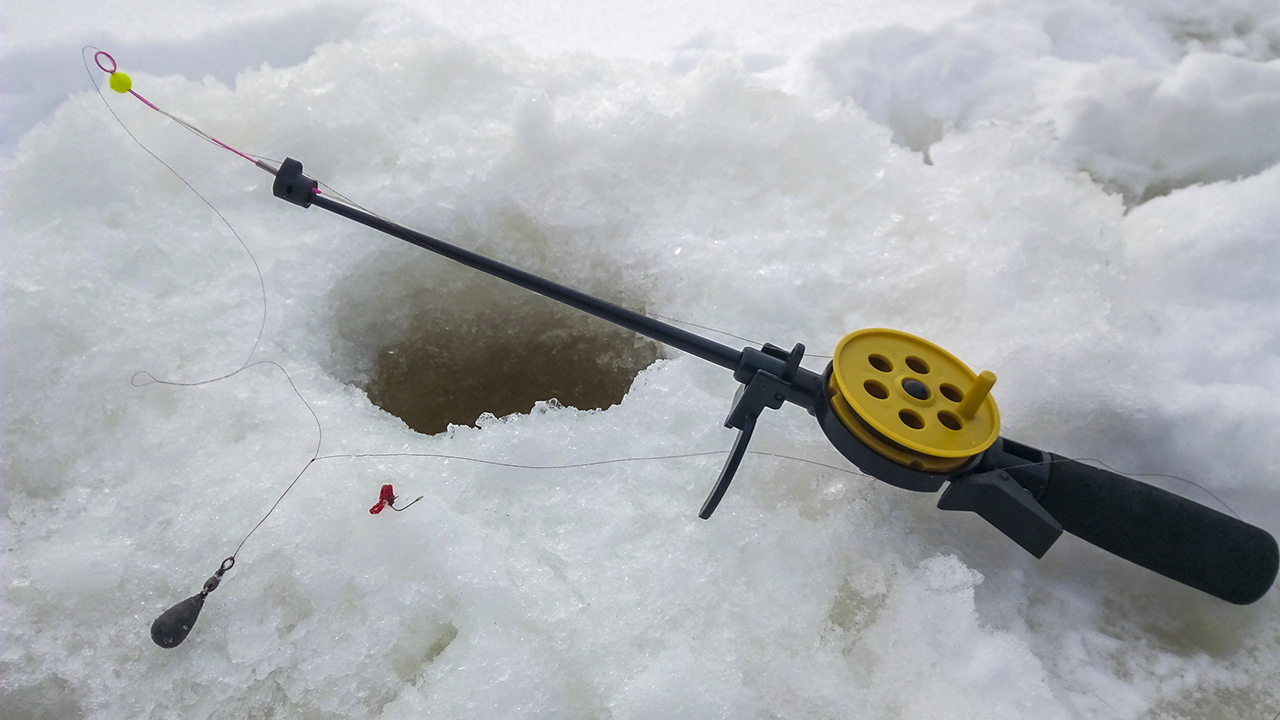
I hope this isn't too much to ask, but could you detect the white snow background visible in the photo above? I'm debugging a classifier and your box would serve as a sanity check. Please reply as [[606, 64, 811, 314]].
[[4, 0, 1280, 718]]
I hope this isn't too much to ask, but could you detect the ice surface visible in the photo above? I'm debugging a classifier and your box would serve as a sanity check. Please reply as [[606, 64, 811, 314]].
[[3, 1, 1280, 719], [815, 0, 1280, 203]]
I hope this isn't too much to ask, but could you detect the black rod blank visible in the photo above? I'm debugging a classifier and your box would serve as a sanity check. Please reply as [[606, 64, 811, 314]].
[[308, 193, 743, 372]]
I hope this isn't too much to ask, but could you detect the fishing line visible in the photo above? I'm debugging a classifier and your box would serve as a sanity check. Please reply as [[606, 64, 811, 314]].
[[88, 45, 807, 369], [650, 314, 833, 360], [86, 48, 259, 165], [83, 47, 267, 381], [82, 49, 336, 610], [1075, 457, 1239, 520], [258, 152, 785, 356], [88, 44, 1240, 528], [85, 49, 854, 646], [83, 46, 330, 565], [86, 49, 1250, 648], [313, 448, 853, 473]]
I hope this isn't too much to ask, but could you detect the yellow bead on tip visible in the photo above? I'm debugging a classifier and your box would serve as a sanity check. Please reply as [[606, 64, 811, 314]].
[[109, 72, 132, 94]]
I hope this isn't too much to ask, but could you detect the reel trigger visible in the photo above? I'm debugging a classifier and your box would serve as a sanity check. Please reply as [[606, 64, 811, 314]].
[[699, 343, 805, 519]]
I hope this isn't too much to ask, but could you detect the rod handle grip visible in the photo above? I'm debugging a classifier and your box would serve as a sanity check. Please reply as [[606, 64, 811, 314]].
[[1039, 455, 1278, 604]]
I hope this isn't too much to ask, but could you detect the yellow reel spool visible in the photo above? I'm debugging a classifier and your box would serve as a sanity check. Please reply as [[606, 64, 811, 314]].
[[828, 329, 1000, 473]]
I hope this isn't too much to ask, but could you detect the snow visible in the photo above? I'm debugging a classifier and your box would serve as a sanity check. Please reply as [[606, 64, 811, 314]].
[[3, 1, 1279, 718], [815, 0, 1280, 202]]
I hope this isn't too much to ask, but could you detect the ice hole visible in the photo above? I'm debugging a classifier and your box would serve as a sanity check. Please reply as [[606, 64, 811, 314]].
[[365, 310, 661, 434], [330, 264, 663, 435]]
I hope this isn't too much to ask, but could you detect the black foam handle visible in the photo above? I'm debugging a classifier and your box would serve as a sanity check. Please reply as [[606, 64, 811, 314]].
[[1038, 454, 1278, 604]]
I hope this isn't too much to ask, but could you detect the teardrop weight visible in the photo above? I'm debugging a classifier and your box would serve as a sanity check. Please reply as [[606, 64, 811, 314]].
[[150, 594, 206, 648]]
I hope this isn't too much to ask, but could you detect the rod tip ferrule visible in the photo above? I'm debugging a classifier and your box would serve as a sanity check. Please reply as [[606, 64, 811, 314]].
[[272, 157, 318, 208]]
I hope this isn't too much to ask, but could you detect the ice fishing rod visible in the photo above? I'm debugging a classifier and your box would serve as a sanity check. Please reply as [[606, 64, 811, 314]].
[[262, 157, 1278, 606], [90, 53, 1274, 647]]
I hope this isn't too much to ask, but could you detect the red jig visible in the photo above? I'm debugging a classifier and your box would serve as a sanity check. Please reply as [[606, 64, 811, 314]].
[[370, 484, 422, 514]]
